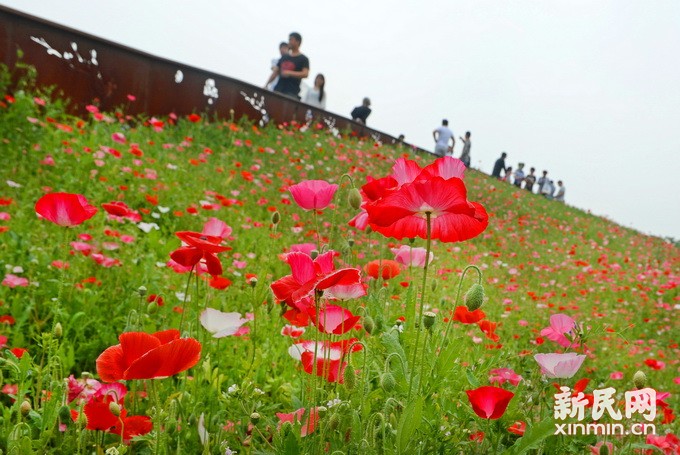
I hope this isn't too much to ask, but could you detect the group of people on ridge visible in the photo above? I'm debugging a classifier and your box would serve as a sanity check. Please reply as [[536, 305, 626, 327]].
[[264, 32, 371, 124], [492, 152, 566, 201]]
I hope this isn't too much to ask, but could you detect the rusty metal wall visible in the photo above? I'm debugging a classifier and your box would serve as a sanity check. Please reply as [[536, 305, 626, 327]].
[[0, 5, 424, 153]]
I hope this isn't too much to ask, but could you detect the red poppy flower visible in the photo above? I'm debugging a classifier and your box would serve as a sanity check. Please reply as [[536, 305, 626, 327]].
[[466, 386, 514, 419], [170, 231, 229, 276], [84, 392, 152, 443], [508, 421, 526, 436], [102, 201, 132, 217], [452, 306, 486, 324], [288, 339, 362, 383], [96, 329, 201, 382], [364, 259, 401, 280], [35, 192, 98, 226], [360, 157, 488, 242], [478, 320, 500, 342]]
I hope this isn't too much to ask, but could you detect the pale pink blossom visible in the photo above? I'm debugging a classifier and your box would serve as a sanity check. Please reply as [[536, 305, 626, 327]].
[[534, 352, 586, 378]]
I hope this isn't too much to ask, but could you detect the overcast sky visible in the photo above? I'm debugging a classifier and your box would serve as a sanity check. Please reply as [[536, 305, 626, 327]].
[[3, 0, 679, 239]]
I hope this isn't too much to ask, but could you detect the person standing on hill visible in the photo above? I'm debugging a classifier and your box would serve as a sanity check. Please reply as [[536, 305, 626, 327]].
[[513, 163, 525, 188], [537, 170, 548, 194], [554, 180, 566, 202], [351, 98, 372, 124], [524, 167, 537, 192], [266, 32, 309, 99], [266, 41, 289, 91], [491, 152, 508, 178], [302, 73, 326, 109], [432, 119, 455, 157], [459, 131, 472, 167]]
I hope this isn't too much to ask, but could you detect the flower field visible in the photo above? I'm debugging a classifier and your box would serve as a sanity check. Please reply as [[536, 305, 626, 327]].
[[0, 70, 678, 454]]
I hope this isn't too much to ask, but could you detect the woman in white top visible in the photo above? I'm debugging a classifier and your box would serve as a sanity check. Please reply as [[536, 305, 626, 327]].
[[302, 74, 326, 109]]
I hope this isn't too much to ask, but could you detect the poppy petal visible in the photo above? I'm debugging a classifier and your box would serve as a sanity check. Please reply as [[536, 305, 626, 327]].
[[124, 338, 201, 379]]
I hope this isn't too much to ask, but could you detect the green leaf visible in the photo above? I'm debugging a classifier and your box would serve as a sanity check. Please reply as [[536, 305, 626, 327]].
[[465, 368, 480, 388], [397, 396, 423, 454], [506, 419, 556, 455]]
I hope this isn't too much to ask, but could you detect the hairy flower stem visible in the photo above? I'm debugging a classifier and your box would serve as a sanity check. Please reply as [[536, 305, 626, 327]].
[[177, 266, 195, 334], [314, 210, 322, 251], [245, 285, 258, 378], [407, 212, 431, 401], [440, 265, 482, 347]]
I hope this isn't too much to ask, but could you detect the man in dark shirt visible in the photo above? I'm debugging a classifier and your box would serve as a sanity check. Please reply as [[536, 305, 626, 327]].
[[266, 32, 309, 99], [491, 152, 508, 178], [351, 98, 371, 124]]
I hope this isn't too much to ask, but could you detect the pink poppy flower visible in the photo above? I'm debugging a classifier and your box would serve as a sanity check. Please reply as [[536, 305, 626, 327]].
[[201, 217, 232, 239], [35, 193, 98, 227], [276, 407, 319, 437], [271, 251, 365, 305], [534, 352, 586, 378], [489, 368, 523, 386], [288, 339, 362, 383], [540, 314, 578, 348], [111, 132, 126, 144], [308, 305, 360, 335], [2, 274, 29, 288], [390, 245, 434, 268], [288, 180, 338, 211]]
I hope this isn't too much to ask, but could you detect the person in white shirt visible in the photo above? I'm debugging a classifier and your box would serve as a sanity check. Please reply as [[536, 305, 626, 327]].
[[554, 180, 566, 202], [302, 74, 326, 109], [432, 119, 454, 157]]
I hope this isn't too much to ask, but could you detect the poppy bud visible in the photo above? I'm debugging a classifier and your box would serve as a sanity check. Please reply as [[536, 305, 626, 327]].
[[431, 279, 438, 292], [316, 406, 328, 418], [347, 238, 355, 248], [250, 412, 261, 424], [249, 277, 258, 288], [365, 226, 372, 234], [328, 413, 340, 430], [380, 372, 396, 392], [137, 286, 147, 297], [633, 370, 647, 389], [348, 188, 362, 210], [343, 366, 357, 390], [53, 322, 63, 338], [109, 401, 122, 417], [363, 316, 375, 334], [464, 283, 485, 311], [81, 371, 92, 380], [423, 311, 437, 331], [280, 421, 293, 436], [58, 405, 73, 426], [147, 302, 158, 314], [20, 400, 32, 417], [310, 249, 319, 260], [271, 211, 280, 225], [600, 445, 610, 455]]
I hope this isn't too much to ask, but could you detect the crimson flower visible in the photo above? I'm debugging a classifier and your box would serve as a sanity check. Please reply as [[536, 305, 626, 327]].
[[360, 157, 488, 242], [288, 180, 338, 210], [466, 386, 514, 419], [170, 231, 229, 276], [508, 421, 526, 436], [288, 339, 362, 383], [84, 384, 152, 443], [96, 329, 201, 382], [35, 192, 98, 226], [271, 251, 365, 305]]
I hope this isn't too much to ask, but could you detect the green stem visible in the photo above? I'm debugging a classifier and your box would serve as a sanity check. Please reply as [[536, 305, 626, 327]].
[[178, 266, 195, 334], [439, 265, 482, 347], [407, 212, 432, 401]]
